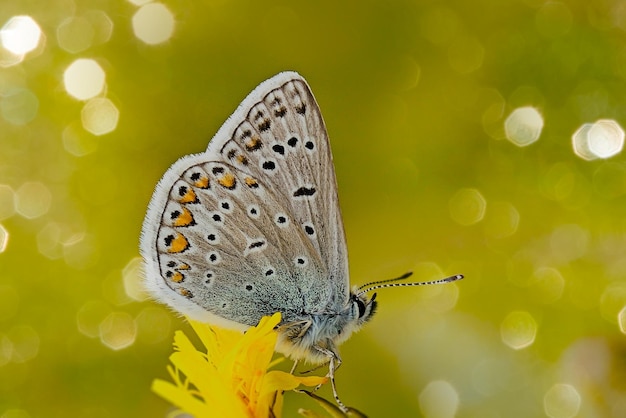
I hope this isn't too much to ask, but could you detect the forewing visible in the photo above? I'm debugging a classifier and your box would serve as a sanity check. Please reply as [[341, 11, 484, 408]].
[[213, 73, 349, 301]]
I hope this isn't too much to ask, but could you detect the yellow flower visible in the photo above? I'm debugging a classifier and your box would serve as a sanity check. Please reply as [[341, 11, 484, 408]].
[[152, 312, 327, 418]]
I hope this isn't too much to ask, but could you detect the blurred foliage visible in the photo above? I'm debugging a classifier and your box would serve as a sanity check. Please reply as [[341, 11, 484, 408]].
[[1, 0, 626, 417]]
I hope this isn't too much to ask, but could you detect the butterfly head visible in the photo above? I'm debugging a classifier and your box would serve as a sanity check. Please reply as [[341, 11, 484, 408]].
[[349, 290, 377, 328]]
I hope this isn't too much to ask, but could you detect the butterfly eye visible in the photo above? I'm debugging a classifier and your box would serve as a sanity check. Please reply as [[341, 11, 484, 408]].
[[356, 299, 366, 318]]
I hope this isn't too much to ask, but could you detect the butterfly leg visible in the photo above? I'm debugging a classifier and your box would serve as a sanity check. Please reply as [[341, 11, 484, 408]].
[[290, 359, 299, 374], [314, 346, 347, 413]]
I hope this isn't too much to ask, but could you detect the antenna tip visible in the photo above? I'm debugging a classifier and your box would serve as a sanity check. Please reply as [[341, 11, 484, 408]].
[[446, 274, 464, 282]]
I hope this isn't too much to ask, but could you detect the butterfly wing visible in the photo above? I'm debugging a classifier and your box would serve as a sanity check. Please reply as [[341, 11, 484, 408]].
[[141, 72, 349, 330]]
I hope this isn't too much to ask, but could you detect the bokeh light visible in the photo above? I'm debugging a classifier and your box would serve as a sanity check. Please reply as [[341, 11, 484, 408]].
[[63, 59, 106, 100], [447, 36, 484, 74], [1, 88, 39, 125], [7, 325, 40, 363], [84, 10, 114, 45], [448, 188, 486, 226], [0, 334, 12, 367], [573, 119, 624, 160], [122, 257, 149, 302], [0, 185, 15, 220], [99, 311, 137, 350], [81, 97, 119, 135], [0, 224, 8, 253], [504, 106, 544, 146], [0, 16, 42, 55], [529, 267, 565, 304], [37, 222, 65, 259], [132, 3, 175, 45], [618, 306, 626, 334], [62, 121, 99, 156], [543, 383, 581, 418], [57, 16, 95, 53], [77, 300, 112, 338], [15, 182, 51, 219], [419, 380, 459, 418], [500, 311, 537, 350]]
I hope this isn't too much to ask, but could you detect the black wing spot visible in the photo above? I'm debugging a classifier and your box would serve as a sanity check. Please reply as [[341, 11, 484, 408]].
[[212, 214, 222, 222], [170, 210, 181, 220], [262, 161, 276, 170], [304, 225, 314, 235], [274, 107, 287, 117], [245, 284, 253, 291], [265, 269, 274, 276], [295, 104, 306, 114], [287, 137, 298, 147], [221, 202, 230, 210], [207, 233, 216, 242], [305, 141, 314, 150], [293, 186, 316, 197], [248, 240, 265, 249], [212, 167, 224, 175], [190, 172, 201, 181], [164, 235, 174, 246]]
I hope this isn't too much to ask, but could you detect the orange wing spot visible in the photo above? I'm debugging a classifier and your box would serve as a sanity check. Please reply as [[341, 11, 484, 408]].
[[172, 207, 195, 227], [236, 154, 248, 165], [178, 263, 190, 270], [194, 176, 210, 189], [217, 172, 237, 189], [178, 188, 197, 204], [245, 136, 262, 151], [179, 288, 193, 298], [167, 233, 190, 253], [171, 271, 184, 283], [245, 177, 258, 188]]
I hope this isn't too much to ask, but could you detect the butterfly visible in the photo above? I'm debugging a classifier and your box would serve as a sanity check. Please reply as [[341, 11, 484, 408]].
[[140, 71, 463, 411]]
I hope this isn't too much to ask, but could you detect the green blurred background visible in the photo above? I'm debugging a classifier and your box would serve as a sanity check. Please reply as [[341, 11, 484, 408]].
[[2, 0, 626, 417]]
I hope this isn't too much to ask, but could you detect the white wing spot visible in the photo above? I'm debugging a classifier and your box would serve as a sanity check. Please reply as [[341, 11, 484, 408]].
[[294, 256, 308, 267], [207, 251, 221, 265], [209, 211, 224, 224], [206, 232, 220, 244], [303, 222, 316, 238], [247, 204, 260, 219], [218, 199, 234, 214], [274, 213, 290, 228]]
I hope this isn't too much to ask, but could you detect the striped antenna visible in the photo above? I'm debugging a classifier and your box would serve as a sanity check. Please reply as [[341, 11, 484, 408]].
[[356, 273, 464, 297]]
